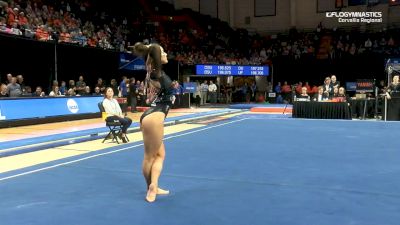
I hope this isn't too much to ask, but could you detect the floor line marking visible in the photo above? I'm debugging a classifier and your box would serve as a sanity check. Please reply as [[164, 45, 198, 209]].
[[0, 118, 247, 182]]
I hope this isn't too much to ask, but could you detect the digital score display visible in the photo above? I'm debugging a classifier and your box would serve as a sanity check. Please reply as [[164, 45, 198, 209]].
[[196, 65, 269, 76]]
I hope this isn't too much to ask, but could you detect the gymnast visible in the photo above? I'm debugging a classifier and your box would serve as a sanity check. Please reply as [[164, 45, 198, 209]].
[[132, 42, 176, 202]]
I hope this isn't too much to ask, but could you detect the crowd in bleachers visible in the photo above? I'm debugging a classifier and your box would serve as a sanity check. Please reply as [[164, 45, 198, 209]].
[[1, 0, 399, 64], [0, 0, 130, 50]]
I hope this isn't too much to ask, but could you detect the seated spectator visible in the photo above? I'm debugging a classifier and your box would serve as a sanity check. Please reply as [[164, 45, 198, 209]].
[[281, 81, 292, 102], [59, 81, 67, 95], [87, 36, 97, 47], [304, 81, 311, 93], [313, 86, 328, 102], [35, 25, 50, 41], [92, 86, 102, 96], [310, 84, 319, 96], [95, 78, 106, 93], [49, 86, 62, 96], [66, 88, 76, 96], [0, 17, 9, 33], [7, 7, 18, 26], [23, 24, 35, 38], [333, 87, 349, 102], [0, 83, 8, 97], [7, 77, 22, 97], [333, 86, 339, 97], [110, 79, 119, 96], [73, 31, 87, 46], [0, 1, 7, 16], [68, 80, 76, 90], [82, 86, 91, 96], [18, 11, 28, 27], [297, 87, 310, 101], [295, 82, 303, 95], [10, 22, 22, 35], [33, 86, 45, 97], [102, 87, 132, 143], [59, 28, 71, 43], [22, 86, 32, 96]]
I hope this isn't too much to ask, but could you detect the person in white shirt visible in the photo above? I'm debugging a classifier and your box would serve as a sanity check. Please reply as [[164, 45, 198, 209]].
[[102, 87, 132, 143], [208, 80, 217, 103], [49, 86, 62, 96]]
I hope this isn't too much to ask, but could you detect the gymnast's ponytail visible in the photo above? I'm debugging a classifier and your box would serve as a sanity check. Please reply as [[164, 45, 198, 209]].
[[132, 42, 150, 57]]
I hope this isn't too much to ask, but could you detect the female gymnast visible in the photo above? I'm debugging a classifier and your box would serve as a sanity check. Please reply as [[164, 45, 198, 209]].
[[132, 42, 176, 202]]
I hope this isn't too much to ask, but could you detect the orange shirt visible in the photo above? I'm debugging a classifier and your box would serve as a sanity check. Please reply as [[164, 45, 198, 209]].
[[59, 32, 71, 43], [18, 16, 28, 26], [53, 19, 62, 28], [7, 9, 16, 25], [304, 84, 311, 93], [281, 85, 291, 93], [311, 86, 319, 94], [87, 38, 97, 47], [296, 85, 303, 94], [35, 28, 49, 41]]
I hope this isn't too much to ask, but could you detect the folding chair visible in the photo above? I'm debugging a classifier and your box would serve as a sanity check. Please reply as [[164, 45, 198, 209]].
[[98, 102, 124, 144]]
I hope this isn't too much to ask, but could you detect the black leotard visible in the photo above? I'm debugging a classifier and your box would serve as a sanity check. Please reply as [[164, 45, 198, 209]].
[[140, 44, 174, 123]]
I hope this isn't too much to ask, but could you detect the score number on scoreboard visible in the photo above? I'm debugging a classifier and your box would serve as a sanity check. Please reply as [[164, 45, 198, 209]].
[[196, 65, 269, 76]]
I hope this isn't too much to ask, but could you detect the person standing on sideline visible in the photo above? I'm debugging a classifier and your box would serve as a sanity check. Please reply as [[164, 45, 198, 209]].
[[119, 76, 128, 97], [208, 80, 217, 103], [200, 80, 208, 105], [129, 77, 138, 112]]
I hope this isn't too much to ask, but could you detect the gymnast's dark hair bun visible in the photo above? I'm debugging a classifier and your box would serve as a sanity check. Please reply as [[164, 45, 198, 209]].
[[132, 42, 150, 57]]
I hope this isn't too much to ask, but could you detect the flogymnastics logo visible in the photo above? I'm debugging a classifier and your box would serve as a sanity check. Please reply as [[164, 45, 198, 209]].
[[326, 11, 383, 23], [67, 99, 79, 113]]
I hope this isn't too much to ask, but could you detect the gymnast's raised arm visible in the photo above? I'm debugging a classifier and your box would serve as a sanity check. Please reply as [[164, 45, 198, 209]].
[[147, 44, 162, 80]]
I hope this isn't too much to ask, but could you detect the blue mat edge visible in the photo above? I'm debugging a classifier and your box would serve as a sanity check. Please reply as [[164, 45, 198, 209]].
[[0, 109, 241, 152]]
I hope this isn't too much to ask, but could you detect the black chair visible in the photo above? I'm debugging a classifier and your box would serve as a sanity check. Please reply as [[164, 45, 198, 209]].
[[98, 102, 125, 144]]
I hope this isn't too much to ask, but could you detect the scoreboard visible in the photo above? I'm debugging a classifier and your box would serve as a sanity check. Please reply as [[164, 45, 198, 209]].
[[196, 65, 269, 76]]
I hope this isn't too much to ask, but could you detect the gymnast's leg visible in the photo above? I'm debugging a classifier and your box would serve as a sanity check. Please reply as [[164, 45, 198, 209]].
[[141, 112, 169, 202]]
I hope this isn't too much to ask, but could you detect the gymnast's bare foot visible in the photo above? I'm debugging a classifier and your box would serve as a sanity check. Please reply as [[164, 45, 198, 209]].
[[146, 183, 157, 203], [157, 187, 170, 195]]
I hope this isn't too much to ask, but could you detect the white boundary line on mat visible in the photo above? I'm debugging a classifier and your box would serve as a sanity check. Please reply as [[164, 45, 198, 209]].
[[0, 118, 248, 182]]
